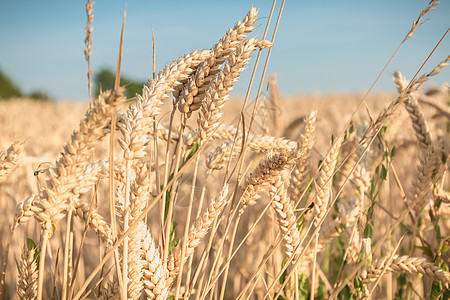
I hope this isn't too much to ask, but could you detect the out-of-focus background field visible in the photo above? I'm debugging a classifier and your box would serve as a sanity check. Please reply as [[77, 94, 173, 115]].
[[1, 1, 450, 299], [1, 84, 449, 298]]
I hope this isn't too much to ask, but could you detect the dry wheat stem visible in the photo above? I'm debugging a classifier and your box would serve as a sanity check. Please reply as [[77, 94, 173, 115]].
[[36, 228, 50, 300], [173, 157, 200, 299], [184, 184, 208, 300], [218, 0, 277, 202], [84, 0, 94, 105], [219, 9, 284, 296]]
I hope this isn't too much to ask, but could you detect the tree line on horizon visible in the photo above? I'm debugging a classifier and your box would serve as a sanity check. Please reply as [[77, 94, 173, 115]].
[[0, 67, 143, 101]]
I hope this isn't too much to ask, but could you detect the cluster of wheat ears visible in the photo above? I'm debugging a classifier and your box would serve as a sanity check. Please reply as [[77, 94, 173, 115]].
[[0, 0, 450, 299]]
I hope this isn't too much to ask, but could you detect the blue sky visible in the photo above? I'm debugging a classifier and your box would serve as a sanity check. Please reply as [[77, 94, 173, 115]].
[[0, 1, 449, 101]]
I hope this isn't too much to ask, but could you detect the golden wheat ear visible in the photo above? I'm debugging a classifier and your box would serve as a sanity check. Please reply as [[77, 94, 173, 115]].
[[17, 243, 38, 300]]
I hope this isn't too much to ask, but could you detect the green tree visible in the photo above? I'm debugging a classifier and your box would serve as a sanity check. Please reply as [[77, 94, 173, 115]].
[[0, 68, 22, 99], [94, 68, 144, 99]]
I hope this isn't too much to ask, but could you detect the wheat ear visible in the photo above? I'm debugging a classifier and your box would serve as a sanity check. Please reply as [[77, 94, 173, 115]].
[[393, 70, 432, 154], [207, 135, 296, 171], [419, 92, 450, 119], [361, 55, 449, 146], [360, 255, 450, 286], [117, 49, 211, 164], [17, 244, 38, 300], [166, 185, 229, 288], [268, 73, 282, 136], [15, 160, 127, 243], [0, 141, 24, 179], [240, 150, 303, 214], [176, 8, 259, 116], [412, 138, 444, 215], [142, 227, 169, 300], [197, 38, 272, 140], [269, 178, 301, 260], [314, 136, 343, 226], [289, 110, 317, 203], [20, 89, 126, 229]]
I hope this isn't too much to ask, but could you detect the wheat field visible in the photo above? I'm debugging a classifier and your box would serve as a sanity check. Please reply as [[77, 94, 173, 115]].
[[0, 1, 450, 299]]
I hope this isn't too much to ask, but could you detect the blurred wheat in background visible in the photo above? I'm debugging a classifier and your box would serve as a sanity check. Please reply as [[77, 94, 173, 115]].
[[0, 1, 449, 299]]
